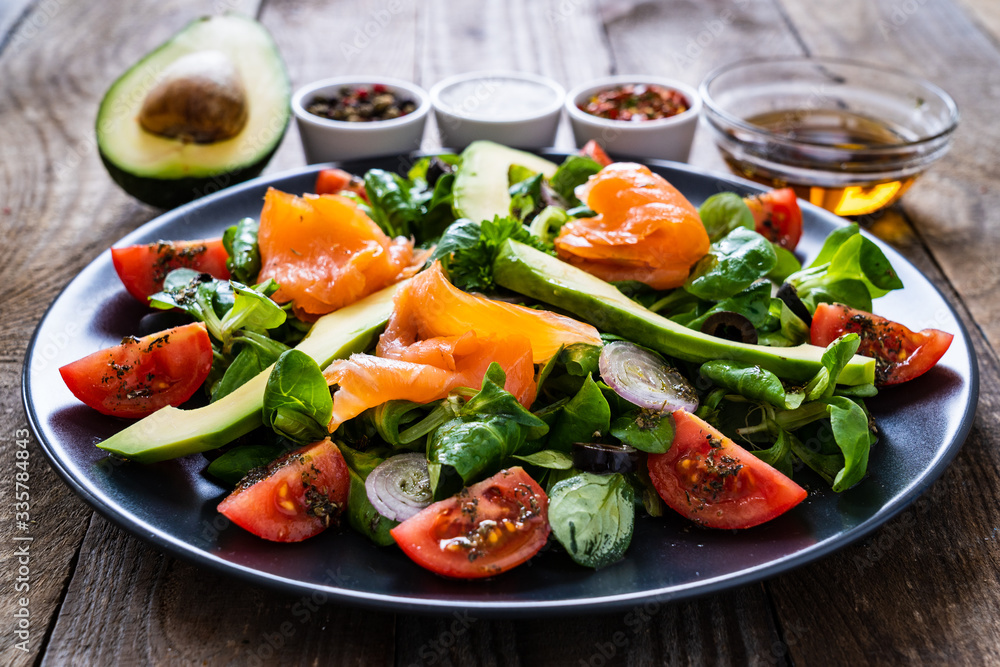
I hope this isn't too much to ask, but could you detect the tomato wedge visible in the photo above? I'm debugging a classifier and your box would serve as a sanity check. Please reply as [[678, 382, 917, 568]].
[[217, 439, 350, 543], [648, 410, 807, 529], [579, 139, 612, 167], [743, 188, 802, 251], [314, 168, 368, 201], [811, 303, 953, 385], [59, 322, 213, 418], [390, 467, 550, 579], [111, 238, 230, 302]]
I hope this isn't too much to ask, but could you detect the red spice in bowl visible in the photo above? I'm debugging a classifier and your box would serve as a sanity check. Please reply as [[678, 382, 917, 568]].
[[579, 83, 689, 121]]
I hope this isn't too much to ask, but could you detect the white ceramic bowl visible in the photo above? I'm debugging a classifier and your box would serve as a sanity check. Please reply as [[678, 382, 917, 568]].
[[565, 75, 701, 162], [430, 71, 565, 149], [292, 76, 430, 163]]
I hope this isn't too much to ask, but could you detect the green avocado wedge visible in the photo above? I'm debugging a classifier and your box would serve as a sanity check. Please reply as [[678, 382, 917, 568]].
[[96, 15, 290, 209], [97, 282, 404, 464], [453, 141, 559, 222], [493, 240, 875, 386]]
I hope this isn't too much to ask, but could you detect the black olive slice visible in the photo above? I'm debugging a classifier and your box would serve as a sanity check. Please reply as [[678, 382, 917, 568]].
[[425, 156, 454, 187], [136, 310, 192, 337], [572, 442, 641, 474], [777, 282, 813, 325], [700, 311, 758, 344]]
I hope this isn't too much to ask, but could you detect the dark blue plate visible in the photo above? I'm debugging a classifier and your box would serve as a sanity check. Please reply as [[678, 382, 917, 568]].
[[22, 153, 978, 616]]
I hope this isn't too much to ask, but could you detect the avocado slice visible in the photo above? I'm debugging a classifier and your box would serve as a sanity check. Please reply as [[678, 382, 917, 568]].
[[453, 141, 559, 222], [97, 282, 403, 464], [96, 15, 290, 209], [493, 240, 875, 385]]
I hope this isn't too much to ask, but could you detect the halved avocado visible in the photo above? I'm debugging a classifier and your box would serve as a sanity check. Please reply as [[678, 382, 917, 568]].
[[97, 15, 290, 209]]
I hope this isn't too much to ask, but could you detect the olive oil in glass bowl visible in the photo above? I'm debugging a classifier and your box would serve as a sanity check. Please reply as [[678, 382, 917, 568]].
[[700, 58, 958, 217]]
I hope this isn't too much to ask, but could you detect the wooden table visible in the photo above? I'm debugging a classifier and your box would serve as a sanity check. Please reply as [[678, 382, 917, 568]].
[[3, 0, 998, 664]]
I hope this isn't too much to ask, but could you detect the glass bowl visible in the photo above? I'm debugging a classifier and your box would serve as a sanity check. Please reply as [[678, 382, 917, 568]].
[[700, 57, 958, 216]]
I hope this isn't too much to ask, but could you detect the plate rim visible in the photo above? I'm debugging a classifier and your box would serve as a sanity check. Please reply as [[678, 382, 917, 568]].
[[21, 152, 980, 616]]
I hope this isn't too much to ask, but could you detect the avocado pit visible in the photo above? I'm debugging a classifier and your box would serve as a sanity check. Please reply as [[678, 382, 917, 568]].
[[138, 50, 249, 144]]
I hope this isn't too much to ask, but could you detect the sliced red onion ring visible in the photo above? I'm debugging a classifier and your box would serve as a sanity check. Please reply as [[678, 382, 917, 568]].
[[598, 341, 698, 413], [365, 452, 432, 522]]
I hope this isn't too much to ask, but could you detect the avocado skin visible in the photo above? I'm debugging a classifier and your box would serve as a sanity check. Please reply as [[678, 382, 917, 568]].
[[494, 240, 875, 386], [99, 142, 282, 210]]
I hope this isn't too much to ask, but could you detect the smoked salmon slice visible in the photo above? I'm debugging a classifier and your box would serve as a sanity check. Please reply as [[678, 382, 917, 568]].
[[323, 264, 600, 429], [257, 188, 416, 320], [555, 163, 710, 290], [324, 354, 457, 430], [377, 262, 602, 364], [324, 332, 535, 429], [380, 330, 536, 408]]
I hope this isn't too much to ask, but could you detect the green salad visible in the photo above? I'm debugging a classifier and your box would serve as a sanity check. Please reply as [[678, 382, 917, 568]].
[[60, 141, 953, 579]]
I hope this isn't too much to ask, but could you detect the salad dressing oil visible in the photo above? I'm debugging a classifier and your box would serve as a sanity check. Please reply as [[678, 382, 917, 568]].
[[721, 108, 920, 217]]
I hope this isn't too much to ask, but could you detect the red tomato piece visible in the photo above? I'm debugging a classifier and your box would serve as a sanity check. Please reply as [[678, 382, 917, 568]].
[[390, 467, 550, 579], [217, 439, 350, 543], [59, 323, 213, 418], [111, 238, 230, 302], [314, 168, 368, 201], [648, 410, 807, 529], [579, 139, 612, 167], [743, 188, 803, 251], [810, 302, 953, 385]]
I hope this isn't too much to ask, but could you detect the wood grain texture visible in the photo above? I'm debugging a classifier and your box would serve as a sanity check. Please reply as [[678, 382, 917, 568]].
[[0, 0, 36, 58], [260, 0, 420, 172], [415, 0, 615, 150], [957, 0, 1000, 43], [0, 0, 261, 664], [41, 516, 394, 667], [393, 587, 785, 667]]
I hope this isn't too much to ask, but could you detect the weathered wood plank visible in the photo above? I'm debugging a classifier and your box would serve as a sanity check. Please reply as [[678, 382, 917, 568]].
[[393, 584, 787, 666], [260, 0, 420, 172], [416, 0, 612, 87], [41, 516, 394, 667], [0, 427, 91, 667], [0, 1, 269, 664], [954, 0, 1000, 47], [0, 0, 36, 57], [775, 0, 1000, 352]]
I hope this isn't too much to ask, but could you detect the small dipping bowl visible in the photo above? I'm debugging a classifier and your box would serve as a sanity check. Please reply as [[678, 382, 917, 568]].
[[565, 75, 702, 163], [430, 71, 565, 149], [700, 57, 959, 217], [292, 76, 430, 163]]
